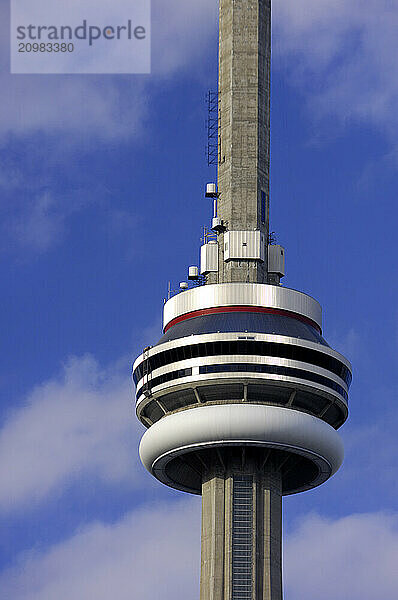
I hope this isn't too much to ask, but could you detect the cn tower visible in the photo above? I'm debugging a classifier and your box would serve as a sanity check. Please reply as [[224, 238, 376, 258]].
[[133, 1, 352, 599]]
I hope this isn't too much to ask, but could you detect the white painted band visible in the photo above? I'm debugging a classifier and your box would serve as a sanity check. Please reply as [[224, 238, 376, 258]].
[[163, 283, 322, 330], [139, 404, 344, 495]]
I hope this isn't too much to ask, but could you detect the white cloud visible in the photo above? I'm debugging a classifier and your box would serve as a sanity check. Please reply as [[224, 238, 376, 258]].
[[0, 181, 139, 256], [0, 0, 217, 142], [1, 1, 147, 140], [340, 403, 398, 507], [0, 192, 86, 253], [152, 0, 218, 75], [1, 504, 397, 600], [2, 1, 396, 143], [0, 75, 148, 142], [12, 194, 65, 252], [0, 354, 145, 512], [285, 512, 398, 600], [0, 0, 218, 254], [327, 327, 360, 362], [274, 0, 398, 145], [0, 499, 201, 600]]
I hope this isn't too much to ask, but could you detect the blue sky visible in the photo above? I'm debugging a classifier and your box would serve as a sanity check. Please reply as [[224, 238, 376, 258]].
[[0, 0, 397, 598]]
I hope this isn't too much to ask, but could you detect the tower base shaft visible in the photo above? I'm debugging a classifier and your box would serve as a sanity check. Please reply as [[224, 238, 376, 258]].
[[200, 453, 282, 600]]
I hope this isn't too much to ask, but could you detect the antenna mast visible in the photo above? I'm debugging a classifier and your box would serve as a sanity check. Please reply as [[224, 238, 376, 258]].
[[211, 0, 271, 284]]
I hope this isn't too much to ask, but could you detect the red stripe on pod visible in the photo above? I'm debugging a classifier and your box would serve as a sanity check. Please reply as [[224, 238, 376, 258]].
[[164, 306, 322, 334]]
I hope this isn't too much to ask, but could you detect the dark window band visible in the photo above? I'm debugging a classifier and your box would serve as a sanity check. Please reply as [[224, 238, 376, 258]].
[[137, 362, 347, 403], [140, 368, 192, 395], [199, 363, 348, 401], [133, 340, 351, 387]]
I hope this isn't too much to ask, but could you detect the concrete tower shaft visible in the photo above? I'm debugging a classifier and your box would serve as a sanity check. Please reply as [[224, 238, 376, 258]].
[[133, 0, 352, 598], [201, 457, 282, 600], [216, 0, 271, 284]]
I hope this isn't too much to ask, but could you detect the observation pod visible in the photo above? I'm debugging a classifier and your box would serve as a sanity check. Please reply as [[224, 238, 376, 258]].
[[134, 283, 351, 497]]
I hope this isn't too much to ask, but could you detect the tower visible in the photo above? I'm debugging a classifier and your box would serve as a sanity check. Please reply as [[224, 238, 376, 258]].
[[133, 1, 352, 599]]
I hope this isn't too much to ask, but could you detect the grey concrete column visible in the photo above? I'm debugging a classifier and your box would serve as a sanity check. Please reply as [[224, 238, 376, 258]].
[[255, 465, 283, 599], [214, 0, 271, 284], [200, 455, 283, 600], [201, 468, 229, 600]]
